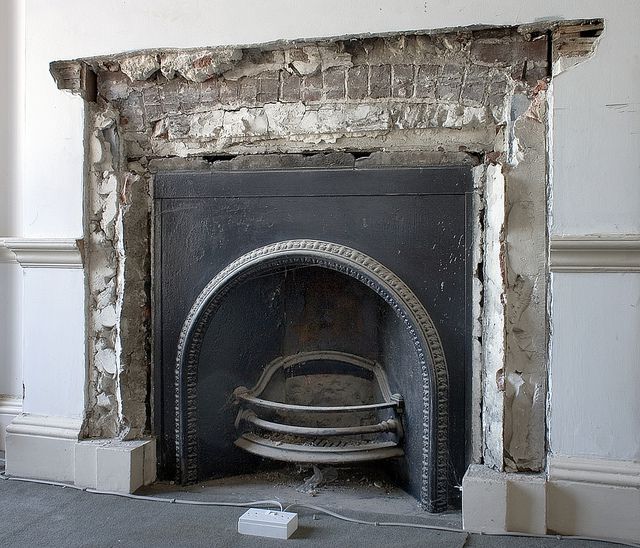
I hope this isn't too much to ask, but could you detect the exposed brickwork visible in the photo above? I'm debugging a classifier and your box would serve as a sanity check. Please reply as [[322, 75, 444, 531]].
[[84, 29, 550, 159]]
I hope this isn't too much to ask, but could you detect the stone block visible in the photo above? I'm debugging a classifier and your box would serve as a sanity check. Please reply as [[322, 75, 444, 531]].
[[95, 439, 155, 493], [369, 65, 391, 98], [74, 440, 104, 488], [346, 65, 367, 100], [462, 464, 508, 533]]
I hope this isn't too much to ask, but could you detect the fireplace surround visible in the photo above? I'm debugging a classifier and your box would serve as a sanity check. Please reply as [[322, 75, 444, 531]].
[[41, 19, 603, 510]]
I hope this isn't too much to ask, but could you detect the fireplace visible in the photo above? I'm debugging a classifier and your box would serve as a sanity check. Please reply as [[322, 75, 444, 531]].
[[154, 167, 472, 511], [42, 19, 572, 512]]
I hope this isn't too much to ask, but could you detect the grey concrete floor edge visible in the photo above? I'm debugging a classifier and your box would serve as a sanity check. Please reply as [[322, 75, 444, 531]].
[[0, 476, 624, 548]]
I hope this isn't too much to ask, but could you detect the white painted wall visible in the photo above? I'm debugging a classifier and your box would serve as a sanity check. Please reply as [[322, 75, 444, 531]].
[[11, 1, 640, 466], [0, 0, 24, 442], [21, 269, 85, 419], [550, 273, 640, 461]]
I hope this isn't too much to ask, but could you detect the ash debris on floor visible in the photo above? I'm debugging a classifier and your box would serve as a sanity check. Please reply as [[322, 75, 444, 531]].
[[139, 463, 461, 527]]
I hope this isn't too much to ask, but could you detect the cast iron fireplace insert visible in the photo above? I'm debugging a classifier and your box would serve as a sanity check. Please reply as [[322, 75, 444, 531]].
[[153, 165, 473, 511]]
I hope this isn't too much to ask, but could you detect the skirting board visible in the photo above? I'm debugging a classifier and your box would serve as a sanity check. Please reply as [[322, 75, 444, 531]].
[[548, 455, 640, 488], [5, 414, 82, 482], [0, 396, 22, 451], [5, 414, 156, 493], [548, 456, 640, 542], [463, 460, 640, 544]]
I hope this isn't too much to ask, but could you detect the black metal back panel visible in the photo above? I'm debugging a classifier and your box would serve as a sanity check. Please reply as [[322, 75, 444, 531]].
[[154, 166, 473, 499]]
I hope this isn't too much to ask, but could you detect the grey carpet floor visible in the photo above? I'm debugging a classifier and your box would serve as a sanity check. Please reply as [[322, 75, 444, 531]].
[[0, 477, 624, 548]]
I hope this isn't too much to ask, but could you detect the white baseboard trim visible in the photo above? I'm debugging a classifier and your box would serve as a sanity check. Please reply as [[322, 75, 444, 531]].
[[0, 396, 23, 451], [548, 455, 640, 488], [5, 414, 156, 493], [550, 235, 640, 272], [5, 414, 82, 482], [463, 461, 640, 544], [547, 457, 640, 542], [6, 413, 83, 439], [3, 238, 83, 268]]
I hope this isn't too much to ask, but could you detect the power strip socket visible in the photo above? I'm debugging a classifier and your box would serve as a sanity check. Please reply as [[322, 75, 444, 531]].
[[238, 508, 299, 539]]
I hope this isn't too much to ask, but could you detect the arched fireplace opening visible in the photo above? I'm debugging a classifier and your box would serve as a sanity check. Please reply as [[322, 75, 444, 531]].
[[174, 241, 449, 512]]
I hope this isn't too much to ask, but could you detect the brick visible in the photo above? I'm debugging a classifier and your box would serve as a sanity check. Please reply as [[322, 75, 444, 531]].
[[461, 81, 486, 105], [239, 76, 258, 104], [120, 93, 145, 131], [280, 72, 301, 102], [392, 65, 414, 98], [369, 65, 391, 99], [441, 63, 465, 80], [415, 65, 439, 99], [323, 67, 345, 100], [347, 66, 367, 100], [143, 103, 164, 122], [178, 84, 201, 111], [436, 80, 462, 102], [141, 85, 161, 106], [159, 79, 181, 111], [200, 79, 220, 103], [219, 79, 239, 102], [470, 37, 547, 66], [301, 72, 322, 103], [257, 72, 279, 103]]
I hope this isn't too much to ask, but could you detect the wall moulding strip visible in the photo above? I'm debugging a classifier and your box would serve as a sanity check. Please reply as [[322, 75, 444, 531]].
[[3, 238, 84, 268], [0, 238, 18, 264], [550, 235, 640, 272], [548, 456, 640, 489]]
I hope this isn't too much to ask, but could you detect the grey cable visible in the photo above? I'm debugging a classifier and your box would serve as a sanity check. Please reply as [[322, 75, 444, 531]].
[[2, 472, 638, 547]]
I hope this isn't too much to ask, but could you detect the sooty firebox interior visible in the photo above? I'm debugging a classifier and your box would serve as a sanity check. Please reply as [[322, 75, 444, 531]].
[[154, 166, 472, 512]]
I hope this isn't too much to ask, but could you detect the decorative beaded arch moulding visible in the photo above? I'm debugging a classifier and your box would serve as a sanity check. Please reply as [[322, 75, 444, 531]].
[[174, 239, 450, 512]]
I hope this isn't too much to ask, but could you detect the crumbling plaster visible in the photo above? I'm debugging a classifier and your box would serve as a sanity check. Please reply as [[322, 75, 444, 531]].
[[51, 21, 601, 471]]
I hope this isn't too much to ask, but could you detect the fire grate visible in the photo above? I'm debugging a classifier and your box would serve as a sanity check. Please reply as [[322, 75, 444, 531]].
[[233, 351, 404, 463]]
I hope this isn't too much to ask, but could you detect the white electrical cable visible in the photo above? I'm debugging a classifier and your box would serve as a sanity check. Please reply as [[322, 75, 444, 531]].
[[2, 472, 638, 547], [0, 473, 283, 511]]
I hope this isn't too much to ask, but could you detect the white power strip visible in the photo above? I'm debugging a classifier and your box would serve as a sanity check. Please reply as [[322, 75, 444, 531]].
[[238, 508, 299, 539]]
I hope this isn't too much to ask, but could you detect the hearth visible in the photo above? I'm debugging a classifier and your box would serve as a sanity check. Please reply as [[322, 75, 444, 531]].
[[154, 166, 472, 511]]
